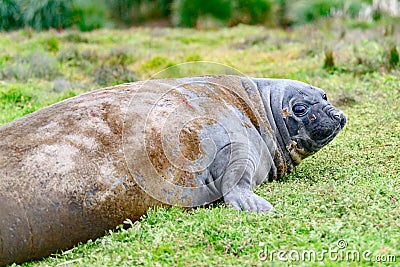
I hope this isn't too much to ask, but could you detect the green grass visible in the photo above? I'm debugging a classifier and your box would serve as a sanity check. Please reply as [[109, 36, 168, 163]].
[[1, 18, 399, 266]]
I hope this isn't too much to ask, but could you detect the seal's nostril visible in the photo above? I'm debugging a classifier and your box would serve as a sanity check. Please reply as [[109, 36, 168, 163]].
[[333, 113, 341, 120]]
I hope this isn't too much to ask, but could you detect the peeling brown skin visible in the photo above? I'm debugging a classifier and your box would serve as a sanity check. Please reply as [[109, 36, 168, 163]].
[[286, 140, 308, 165], [282, 108, 290, 119], [0, 75, 346, 266], [0, 84, 165, 265], [179, 119, 206, 162]]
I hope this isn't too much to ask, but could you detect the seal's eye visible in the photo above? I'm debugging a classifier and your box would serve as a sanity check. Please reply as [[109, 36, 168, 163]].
[[322, 94, 327, 101], [293, 104, 308, 116]]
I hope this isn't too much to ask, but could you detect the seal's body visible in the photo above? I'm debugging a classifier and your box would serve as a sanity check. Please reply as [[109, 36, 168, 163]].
[[0, 75, 346, 265]]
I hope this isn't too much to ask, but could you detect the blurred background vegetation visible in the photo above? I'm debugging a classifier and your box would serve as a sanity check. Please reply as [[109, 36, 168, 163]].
[[1, 0, 399, 31]]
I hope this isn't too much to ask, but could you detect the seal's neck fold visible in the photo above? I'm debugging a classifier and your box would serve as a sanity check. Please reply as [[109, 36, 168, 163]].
[[253, 79, 301, 176]]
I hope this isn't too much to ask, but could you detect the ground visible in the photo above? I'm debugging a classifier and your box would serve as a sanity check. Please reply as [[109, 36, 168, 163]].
[[0, 18, 399, 266]]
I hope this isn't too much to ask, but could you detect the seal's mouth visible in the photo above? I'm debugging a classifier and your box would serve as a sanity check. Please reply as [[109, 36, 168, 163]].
[[292, 108, 346, 154], [314, 108, 347, 148], [318, 124, 342, 147]]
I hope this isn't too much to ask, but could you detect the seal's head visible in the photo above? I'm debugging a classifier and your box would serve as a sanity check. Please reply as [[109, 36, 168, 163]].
[[282, 81, 346, 157], [255, 78, 347, 164]]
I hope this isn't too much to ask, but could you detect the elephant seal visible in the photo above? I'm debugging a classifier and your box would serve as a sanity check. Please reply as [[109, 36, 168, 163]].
[[0, 75, 346, 265]]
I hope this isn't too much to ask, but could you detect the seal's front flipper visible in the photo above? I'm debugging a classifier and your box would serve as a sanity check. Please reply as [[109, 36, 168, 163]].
[[224, 186, 274, 212], [209, 141, 274, 212]]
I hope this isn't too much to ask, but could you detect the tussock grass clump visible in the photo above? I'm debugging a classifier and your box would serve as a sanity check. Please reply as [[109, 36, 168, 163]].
[[93, 65, 136, 87], [323, 50, 335, 71], [0, 86, 33, 104], [41, 36, 60, 52], [0, 63, 30, 81], [106, 48, 136, 66], [140, 55, 175, 74], [58, 48, 99, 67], [53, 78, 72, 93], [62, 32, 90, 43], [0, 84, 38, 124], [0, 53, 59, 81], [58, 48, 81, 65], [29, 52, 59, 79], [388, 45, 399, 69]]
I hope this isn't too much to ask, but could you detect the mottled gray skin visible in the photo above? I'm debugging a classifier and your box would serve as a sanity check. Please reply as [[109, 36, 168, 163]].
[[0, 75, 346, 265]]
